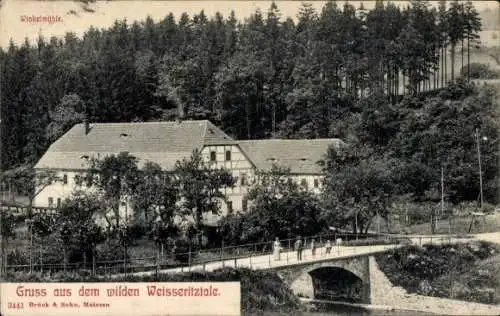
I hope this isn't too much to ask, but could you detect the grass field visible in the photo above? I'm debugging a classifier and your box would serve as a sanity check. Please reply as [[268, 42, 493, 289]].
[[380, 212, 500, 235]]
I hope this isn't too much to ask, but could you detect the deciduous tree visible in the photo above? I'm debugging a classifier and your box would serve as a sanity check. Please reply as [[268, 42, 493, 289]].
[[174, 149, 234, 245]]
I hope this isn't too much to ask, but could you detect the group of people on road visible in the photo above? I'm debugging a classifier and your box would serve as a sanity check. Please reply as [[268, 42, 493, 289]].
[[272, 236, 342, 261]]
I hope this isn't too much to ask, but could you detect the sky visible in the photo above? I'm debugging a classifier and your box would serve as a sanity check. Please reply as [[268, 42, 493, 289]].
[[0, 0, 498, 48]]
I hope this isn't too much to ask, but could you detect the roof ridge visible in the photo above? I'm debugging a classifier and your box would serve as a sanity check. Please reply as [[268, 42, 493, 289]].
[[78, 120, 210, 125], [239, 138, 341, 142]]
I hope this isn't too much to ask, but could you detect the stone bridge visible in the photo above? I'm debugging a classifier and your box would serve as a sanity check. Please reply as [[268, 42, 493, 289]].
[[273, 254, 372, 303]]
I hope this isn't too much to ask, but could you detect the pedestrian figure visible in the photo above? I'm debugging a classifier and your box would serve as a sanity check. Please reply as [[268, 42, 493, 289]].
[[273, 237, 282, 261], [336, 237, 343, 246], [294, 237, 303, 261], [325, 239, 332, 254], [311, 238, 316, 258]]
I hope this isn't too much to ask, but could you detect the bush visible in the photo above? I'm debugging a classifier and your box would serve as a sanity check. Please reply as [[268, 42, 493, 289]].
[[96, 241, 128, 263], [460, 63, 500, 79], [7, 249, 28, 266], [37, 235, 65, 264], [453, 201, 496, 215], [171, 237, 196, 263], [404, 203, 435, 225], [128, 223, 147, 241], [375, 241, 500, 301]]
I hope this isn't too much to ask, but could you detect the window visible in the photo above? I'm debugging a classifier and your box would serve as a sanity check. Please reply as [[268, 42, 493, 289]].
[[210, 151, 216, 162], [62, 174, 68, 185], [56, 198, 61, 208], [314, 179, 319, 188], [74, 175, 81, 186], [225, 150, 231, 161], [242, 198, 248, 212], [227, 201, 233, 214], [240, 173, 247, 186], [48, 197, 54, 208], [300, 178, 308, 188]]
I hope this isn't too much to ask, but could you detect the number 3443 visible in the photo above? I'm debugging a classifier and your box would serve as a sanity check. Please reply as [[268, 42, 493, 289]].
[[7, 302, 24, 309]]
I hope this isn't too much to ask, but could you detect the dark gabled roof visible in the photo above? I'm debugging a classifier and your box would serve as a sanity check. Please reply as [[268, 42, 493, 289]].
[[238, 139, 342, 174], [35, 120, 235, 170]]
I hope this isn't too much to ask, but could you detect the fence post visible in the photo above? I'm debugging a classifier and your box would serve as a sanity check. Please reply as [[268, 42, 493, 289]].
[[419, 237, 422, 247], [319, 236, 323, 256], [249, 252, 252, 269], [40, 244, 43, 273], [156, 246, 160, 276], [155, 258, 158, 278], [221, 241, 225, 268], [234, 257, 237, 268], [304, 237, 307, 259]]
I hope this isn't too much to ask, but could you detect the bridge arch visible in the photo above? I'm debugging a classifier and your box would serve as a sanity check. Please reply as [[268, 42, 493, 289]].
[[278, 256, 371, 303], [308, 267, 365, 303]]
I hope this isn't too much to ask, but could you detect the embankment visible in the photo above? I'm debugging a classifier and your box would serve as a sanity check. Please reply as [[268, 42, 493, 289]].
[[372, 240, 500, 315]]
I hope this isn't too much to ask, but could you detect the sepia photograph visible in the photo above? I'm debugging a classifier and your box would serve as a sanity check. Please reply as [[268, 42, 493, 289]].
[[0, 0, 499, 315]]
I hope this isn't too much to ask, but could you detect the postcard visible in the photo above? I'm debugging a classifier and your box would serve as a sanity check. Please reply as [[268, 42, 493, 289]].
[[0, 1, 499, 316]]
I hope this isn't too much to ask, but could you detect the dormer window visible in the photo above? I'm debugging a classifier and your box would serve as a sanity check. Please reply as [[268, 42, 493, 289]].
[[210, 151, 216, 162], [266, 157, 276, 162], [299, 158, 308, 162], [120, 133, 129, 138], [225, 150, 231, 161]]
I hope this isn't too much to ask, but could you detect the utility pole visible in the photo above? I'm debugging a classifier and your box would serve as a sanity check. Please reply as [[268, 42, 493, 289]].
[[475, 128, 484, 211], [440, 165, 444, 216], [441, 165, 451, 234]]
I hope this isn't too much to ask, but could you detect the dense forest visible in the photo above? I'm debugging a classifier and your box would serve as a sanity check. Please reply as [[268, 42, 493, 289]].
[[0, 0, 497, 207]]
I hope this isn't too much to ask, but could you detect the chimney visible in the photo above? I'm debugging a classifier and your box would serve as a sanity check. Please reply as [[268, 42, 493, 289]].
[[84, 118, 90, 135]]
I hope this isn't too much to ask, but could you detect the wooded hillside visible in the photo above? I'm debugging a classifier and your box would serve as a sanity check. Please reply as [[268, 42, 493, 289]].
[[1, 0, 497, 205]]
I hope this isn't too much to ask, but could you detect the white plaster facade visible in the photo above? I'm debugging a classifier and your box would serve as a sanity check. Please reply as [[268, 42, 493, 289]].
[[33, 151, 325, 222], [33, 120, 338, 225]]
